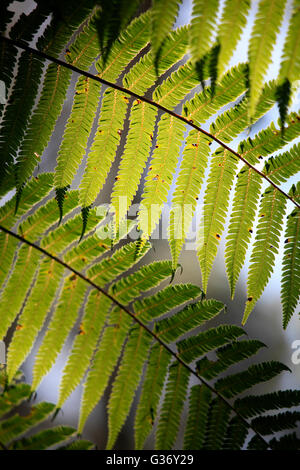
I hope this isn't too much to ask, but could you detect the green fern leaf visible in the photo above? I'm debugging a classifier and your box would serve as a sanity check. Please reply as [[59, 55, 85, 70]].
[[211, 81, 277, 144], [223, 416, 248, 450], [78, 258, 173, 432], [154, 299, 225, 343], [54, 77, 101, 193], [248, 0, 286, 119], [6, 259, 64, 382], [215, 361, 290, 398], [0, 245, 40, 340], [263, 142, 300, 184], [111, 101, 158, 222], [155, 361, 190, 450], [12, 426, 75, 450], [151, 0, 181, 66], [169, 132, 211, 270], [124, 26, 189, 95], [218, 0, 250, 77], [242, 187, 287, 324], [0, 402, 55, 446], [134, 344, 172, 449], [79, 12, 152, 209], [189, 0, 220, 68], [198, 148, 239, 292], [177, 325, 245, 364], [203, 398, 231, 450], [239, 112, 300, 163], [0, 384, 31, 419], [31, 276, 87, 391], [106, 326, 153, 449], [183, 384, 212, 450], [235, 389, 300, 418], [281, 205, 300, 328], [225, 167, 262, 298], [196, 339, 266, 380], [138, 115, 186, 240], [78, 306, 132, 433], [252, 411, 300, 435], [57, 293, 111, 408], [110, 260, 173, 303], [183, 63, 248, 125], [134, 283, 202, 323], [277, 0, 300, 126]]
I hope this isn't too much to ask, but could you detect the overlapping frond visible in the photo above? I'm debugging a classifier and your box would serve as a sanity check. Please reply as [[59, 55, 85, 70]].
[[0, 372, 94, 450]]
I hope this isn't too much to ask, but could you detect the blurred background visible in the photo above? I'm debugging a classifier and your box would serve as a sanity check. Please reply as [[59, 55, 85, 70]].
[[1, 0, 299, 449]]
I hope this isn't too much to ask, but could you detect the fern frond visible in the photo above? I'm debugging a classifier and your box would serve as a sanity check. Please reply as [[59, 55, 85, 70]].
[[203, 398, 231, 450], [15, 64, 72, 191], [54, 77, 101, 193], [134, 344, 172, 449], [169, 132, 211, 270], [0, 245, 40, 340], [189, 0, 220, 68], [124, 26, 189, 95], [155, 362, 190, 450], [138, 116, 186, 240], [215, 361, 290, 398], [196, 339, 266, 380], [133, 283, 202, 323], [239, 111, 300, 163], [87, 241, 151, 287], [110, 102, 158, 222], [0, 402, 55, 446], [151, 0, 181, 66], [263, 142, 300, 184], [106, 326, 153, 449], [110, 260, 173, 303], [198, 148, 239, 292], [281, 205, 300, 328], [79, 88, 129, 208], [183, 63, 248, 125], [177, 325, 245, 364], [235, 390, 300, 418], [154, 299, 225, 342], [57, 293, 111, 408], [153, 60, 202, 109], [31, 276, 86, 391], [6, 259, 64, 382], [242, 187, 287, 324], [251, 411, 300, 435], [79, 12, 152, 209], [218, 0, 250, 77], [248, 0, 286, 119], [12, 426, 75, 450], [14, 1, 99, 194], [78, 306, 132, 433], [277, 0, 300, 126], [78, 257, 173, 432], [183, 384, 212, 450], [225, 167, 262, 298], [211, 81, 277, 144], [223, 416, 248, 450]]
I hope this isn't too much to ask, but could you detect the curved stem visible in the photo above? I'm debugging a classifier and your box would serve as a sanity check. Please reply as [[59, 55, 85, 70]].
[[0, 35, 299, 209], [0, 223, 271, 449]]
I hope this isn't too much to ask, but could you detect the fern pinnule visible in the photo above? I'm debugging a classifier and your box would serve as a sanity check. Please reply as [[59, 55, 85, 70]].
[[242, 187, 287, 324]]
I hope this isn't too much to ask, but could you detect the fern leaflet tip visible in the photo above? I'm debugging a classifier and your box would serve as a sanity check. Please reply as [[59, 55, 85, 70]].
[[79, 205, 91, 242], [55, 186, 70, 225]]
